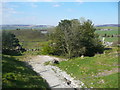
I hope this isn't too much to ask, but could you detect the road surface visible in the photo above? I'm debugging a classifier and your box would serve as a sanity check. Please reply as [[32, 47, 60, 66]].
[[25, 55, 85, 88]]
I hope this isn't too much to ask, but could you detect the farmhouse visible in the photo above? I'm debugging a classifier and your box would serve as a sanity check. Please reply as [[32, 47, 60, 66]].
[[40, 30, 47, 34]]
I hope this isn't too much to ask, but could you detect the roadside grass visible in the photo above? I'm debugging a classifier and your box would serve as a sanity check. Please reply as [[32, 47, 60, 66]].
[[55, 47, 118, 88], [2, 55, 50, 88]]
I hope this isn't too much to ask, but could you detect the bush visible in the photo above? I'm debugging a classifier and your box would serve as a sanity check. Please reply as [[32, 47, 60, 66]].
[[2, 30, 25, 55]]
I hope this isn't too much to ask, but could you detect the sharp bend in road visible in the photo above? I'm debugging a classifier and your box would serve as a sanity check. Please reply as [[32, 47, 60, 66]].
[[25, 55, 85, 88]]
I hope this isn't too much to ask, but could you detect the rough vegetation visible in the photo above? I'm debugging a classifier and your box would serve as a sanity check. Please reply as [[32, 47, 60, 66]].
[[2, 18, 119, 88], [42, 19, 104, 58], [55, 47, 119, 88]]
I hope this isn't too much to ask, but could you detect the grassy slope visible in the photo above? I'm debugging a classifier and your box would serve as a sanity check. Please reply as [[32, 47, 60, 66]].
[[5, 29, 48, 49], [2, 55, 50, 88], [95, 27, 118, 42], [98, 36, 118, 42], [95, 30, 118, 36], [55, 47, 119, 88], [9, 29, 46, 41]]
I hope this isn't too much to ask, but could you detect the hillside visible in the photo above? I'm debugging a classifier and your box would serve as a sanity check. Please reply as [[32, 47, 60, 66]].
[[54, 47, 119, 88], [4, 29, 49, 50], [2, 55, 50, 88], [1, 25, 54, 30], [95, 24, 120, 27]]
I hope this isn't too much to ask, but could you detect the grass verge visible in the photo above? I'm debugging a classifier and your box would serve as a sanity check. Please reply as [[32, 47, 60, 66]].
[[55, 47, 119, 88], [2, 54, 50, 88]]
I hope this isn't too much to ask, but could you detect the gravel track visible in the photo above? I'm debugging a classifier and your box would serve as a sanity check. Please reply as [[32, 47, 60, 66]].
[[25, 55, 85, 88]]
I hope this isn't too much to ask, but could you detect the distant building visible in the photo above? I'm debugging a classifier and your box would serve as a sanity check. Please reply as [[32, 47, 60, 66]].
[[40, 30, 47, 34], [97, 29, 112, 31]]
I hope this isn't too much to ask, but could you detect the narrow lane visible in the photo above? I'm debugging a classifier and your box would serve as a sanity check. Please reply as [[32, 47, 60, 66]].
[[25, 55, 85, 88]]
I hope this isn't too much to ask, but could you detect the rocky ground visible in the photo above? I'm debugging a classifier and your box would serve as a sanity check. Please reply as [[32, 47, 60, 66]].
[[24, 55, 86, 88]]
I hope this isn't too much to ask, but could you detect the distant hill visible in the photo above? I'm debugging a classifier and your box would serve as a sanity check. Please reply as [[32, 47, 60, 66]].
[[95, 24, 120, 27], [1, 24, 54, 30], [1, 24, 119, 30]]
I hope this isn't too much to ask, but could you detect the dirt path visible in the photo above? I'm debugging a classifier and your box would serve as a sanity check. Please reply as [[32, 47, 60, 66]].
[[25, 55, 85, 88]]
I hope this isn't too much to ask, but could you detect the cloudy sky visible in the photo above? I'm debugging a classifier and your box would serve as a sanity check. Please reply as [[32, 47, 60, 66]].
[[1, 0, 119, 26]]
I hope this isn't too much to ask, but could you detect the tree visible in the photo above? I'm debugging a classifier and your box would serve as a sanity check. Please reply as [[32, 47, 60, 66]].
[[48, 19, 104, 58], [2, 30, 24, 55]]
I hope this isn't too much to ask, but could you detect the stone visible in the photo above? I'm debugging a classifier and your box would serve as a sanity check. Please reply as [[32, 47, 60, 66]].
[[64, 78, 71, 85], [81, 55, 84, 59], [53, 59, 59, 64]]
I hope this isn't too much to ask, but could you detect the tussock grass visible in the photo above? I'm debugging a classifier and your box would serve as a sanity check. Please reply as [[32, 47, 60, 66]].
[[56, 47, 119, 88]]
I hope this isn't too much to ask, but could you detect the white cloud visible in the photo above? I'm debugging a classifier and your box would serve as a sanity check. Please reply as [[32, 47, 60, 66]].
[[53, 4, 60, 7], [3, 7, 19, 14], [2, 2, 24, 15], [2, 16, 40, 25], [2, 2, 18, 14], [6, 8, 17, 14]]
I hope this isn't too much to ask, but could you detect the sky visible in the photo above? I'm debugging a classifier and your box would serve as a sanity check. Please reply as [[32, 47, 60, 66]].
[[1, 1, 118, 26]]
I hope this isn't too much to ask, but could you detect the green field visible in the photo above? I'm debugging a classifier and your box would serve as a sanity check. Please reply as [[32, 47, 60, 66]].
[[2, 55, 49, 88], [55, 47, 119, 88], [95, 28, 118, 42], [98, 36, 118, 42], [104, 37, 118, 42], [95, 30, 118, 36], [96, 27, 118, 30], [9, 29, 47, 42], [4, 29, 48, 50]]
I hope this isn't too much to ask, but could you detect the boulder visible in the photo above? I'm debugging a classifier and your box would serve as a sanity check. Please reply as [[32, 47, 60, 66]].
[[53, 59, 59, 64]]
